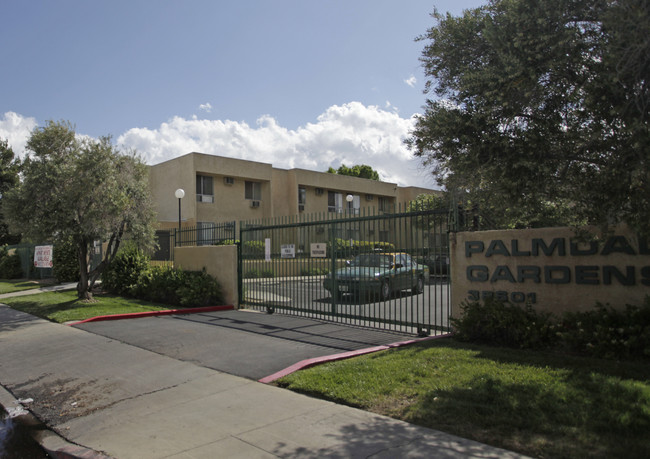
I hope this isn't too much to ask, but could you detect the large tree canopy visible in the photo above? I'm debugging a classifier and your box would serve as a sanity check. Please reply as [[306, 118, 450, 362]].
[[4, 121, 156, 300], [407, 0, 650, 234], [0, 139, 21, 245]]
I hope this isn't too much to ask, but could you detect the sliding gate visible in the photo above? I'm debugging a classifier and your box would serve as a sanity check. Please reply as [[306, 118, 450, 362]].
[[238, 207, 451, 336]]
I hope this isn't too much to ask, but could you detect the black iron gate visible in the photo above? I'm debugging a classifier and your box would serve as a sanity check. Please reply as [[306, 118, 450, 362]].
[[238, 206, 451, 336]]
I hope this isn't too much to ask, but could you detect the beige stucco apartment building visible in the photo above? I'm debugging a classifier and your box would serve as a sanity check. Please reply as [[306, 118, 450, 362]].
[[149, 152, 439, 231]]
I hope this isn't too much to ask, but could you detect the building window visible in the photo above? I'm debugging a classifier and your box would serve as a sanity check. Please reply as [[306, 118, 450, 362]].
[[196, 175, 214, 203], [378, 196, 390, 212], [298, 186, 306, 211], [347, 195, 360, 215], [328, 192, 361, 214], [328, 191, 343, 213], [245, 181, 262, 200]]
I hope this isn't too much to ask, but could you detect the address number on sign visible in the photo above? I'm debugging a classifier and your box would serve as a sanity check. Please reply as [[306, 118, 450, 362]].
[[468, 290, 537, 304]]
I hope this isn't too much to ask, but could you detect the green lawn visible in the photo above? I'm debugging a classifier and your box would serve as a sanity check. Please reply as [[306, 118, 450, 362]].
[[277, 338, 650, 459], [0, 279, 55, 295], [0, 289, 173, 323]]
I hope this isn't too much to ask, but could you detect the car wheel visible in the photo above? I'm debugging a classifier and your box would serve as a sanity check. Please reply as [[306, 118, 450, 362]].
[[413, 276, 424, 295], [380, 280, 391, 301]]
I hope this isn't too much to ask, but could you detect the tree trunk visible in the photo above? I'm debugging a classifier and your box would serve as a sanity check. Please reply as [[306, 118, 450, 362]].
[[88, 223, 125, 293], [77, 240, 93, 301]]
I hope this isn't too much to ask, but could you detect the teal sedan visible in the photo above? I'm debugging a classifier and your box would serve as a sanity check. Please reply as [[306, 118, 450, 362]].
[[323, 253, 429, 301]]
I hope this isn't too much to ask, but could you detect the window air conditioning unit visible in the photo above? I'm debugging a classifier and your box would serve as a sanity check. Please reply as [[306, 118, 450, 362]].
[[224, 177, 234, 185], [250, 200, 261, 208], [315, 188, 324, 196], [201, 195, 214, 203]]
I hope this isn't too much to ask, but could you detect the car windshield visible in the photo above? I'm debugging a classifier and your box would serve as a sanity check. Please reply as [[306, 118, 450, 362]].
[[349, 254, 393, 268]]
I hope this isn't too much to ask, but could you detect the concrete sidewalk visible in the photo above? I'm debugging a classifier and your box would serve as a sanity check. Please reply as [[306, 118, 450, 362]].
[[0, 304, 528, 458]]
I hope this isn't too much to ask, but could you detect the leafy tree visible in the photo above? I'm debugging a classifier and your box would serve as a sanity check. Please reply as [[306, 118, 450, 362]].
[[407, 193, 448, 212], [407, 192, 450, 232], [52, 236, 81, 283], [0, 139, 21, 245], [327, 164, 380, 181], [407, 0, 650, 235], [4, 121, 156, 300]]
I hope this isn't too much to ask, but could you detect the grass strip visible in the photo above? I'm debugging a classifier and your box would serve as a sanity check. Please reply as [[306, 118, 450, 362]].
[[276, 338, 650, 459], [1, 290, 172, 323], [0, 279, 55, 295]]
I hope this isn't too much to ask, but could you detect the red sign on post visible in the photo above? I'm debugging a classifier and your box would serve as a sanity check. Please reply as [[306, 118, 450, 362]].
[[34, 245, 54, 268]]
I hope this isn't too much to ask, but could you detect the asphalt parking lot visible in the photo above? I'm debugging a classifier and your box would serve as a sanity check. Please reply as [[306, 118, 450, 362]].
[[74, 309, 419, 380]]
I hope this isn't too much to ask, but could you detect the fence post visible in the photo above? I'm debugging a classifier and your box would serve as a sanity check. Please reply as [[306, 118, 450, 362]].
[[236, 239, 242, 309], [330, 219, 338, 314]]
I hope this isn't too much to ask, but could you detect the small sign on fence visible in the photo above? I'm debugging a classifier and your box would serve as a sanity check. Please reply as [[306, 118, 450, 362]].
[[34, 245, 54, 268], [310, 243, 327, 258], [281, 244, 296, 259]]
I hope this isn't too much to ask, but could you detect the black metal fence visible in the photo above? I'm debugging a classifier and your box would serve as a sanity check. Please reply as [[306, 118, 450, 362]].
[[238, 205, 451, 336], [4, 241, 102, 280], [152, 221, 237, 261], [175, 221, 237, 247], [4, 243, 52, 279]]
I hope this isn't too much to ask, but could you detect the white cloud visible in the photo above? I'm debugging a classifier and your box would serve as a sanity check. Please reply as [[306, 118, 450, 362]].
[[0, 105, 437, 189], [198, 103, 212, 113], [0, 112, 38, 158], [384, 101, 399, 114], [117, 102, 436, 188], [404, 75, 417, 88]]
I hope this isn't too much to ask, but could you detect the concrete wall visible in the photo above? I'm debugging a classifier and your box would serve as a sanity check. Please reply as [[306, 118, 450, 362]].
[[450, 226, 650, 319], [174, 245, 239, 307]]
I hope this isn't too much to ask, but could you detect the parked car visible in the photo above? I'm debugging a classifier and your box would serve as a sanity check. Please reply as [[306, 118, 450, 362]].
[[323, 253, 429, 301], [422, 255, 449, 277]]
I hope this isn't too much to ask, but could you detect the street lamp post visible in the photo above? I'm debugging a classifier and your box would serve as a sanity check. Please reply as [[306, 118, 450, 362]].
[[175, 188, 185, 245]]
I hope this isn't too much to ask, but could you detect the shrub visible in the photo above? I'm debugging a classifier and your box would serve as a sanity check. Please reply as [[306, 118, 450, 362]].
[[0, 246, 23, 279], [328, 238, 395, 257], [243, 268, 275, 279], [452, 298, 557, 349], [135, 265, 223, 307], [300, 267, 329, 276], [243, 269, 260, 279], [137, 265, 184, 305], [558, 298, 650, 360], [175, 269, 223, 307], [453, 296, 650, 360], [101, 246, 150, 296], [242, 240, 265, 258], [53, 237, 80, 282]]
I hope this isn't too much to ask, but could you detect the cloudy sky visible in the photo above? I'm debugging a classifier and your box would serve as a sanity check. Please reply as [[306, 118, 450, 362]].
[[1, 0, 485, 188]]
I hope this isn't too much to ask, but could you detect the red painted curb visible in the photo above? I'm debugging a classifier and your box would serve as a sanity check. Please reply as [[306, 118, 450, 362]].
[[67, 305, 234, 326], [258, 333, 448, 384]]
